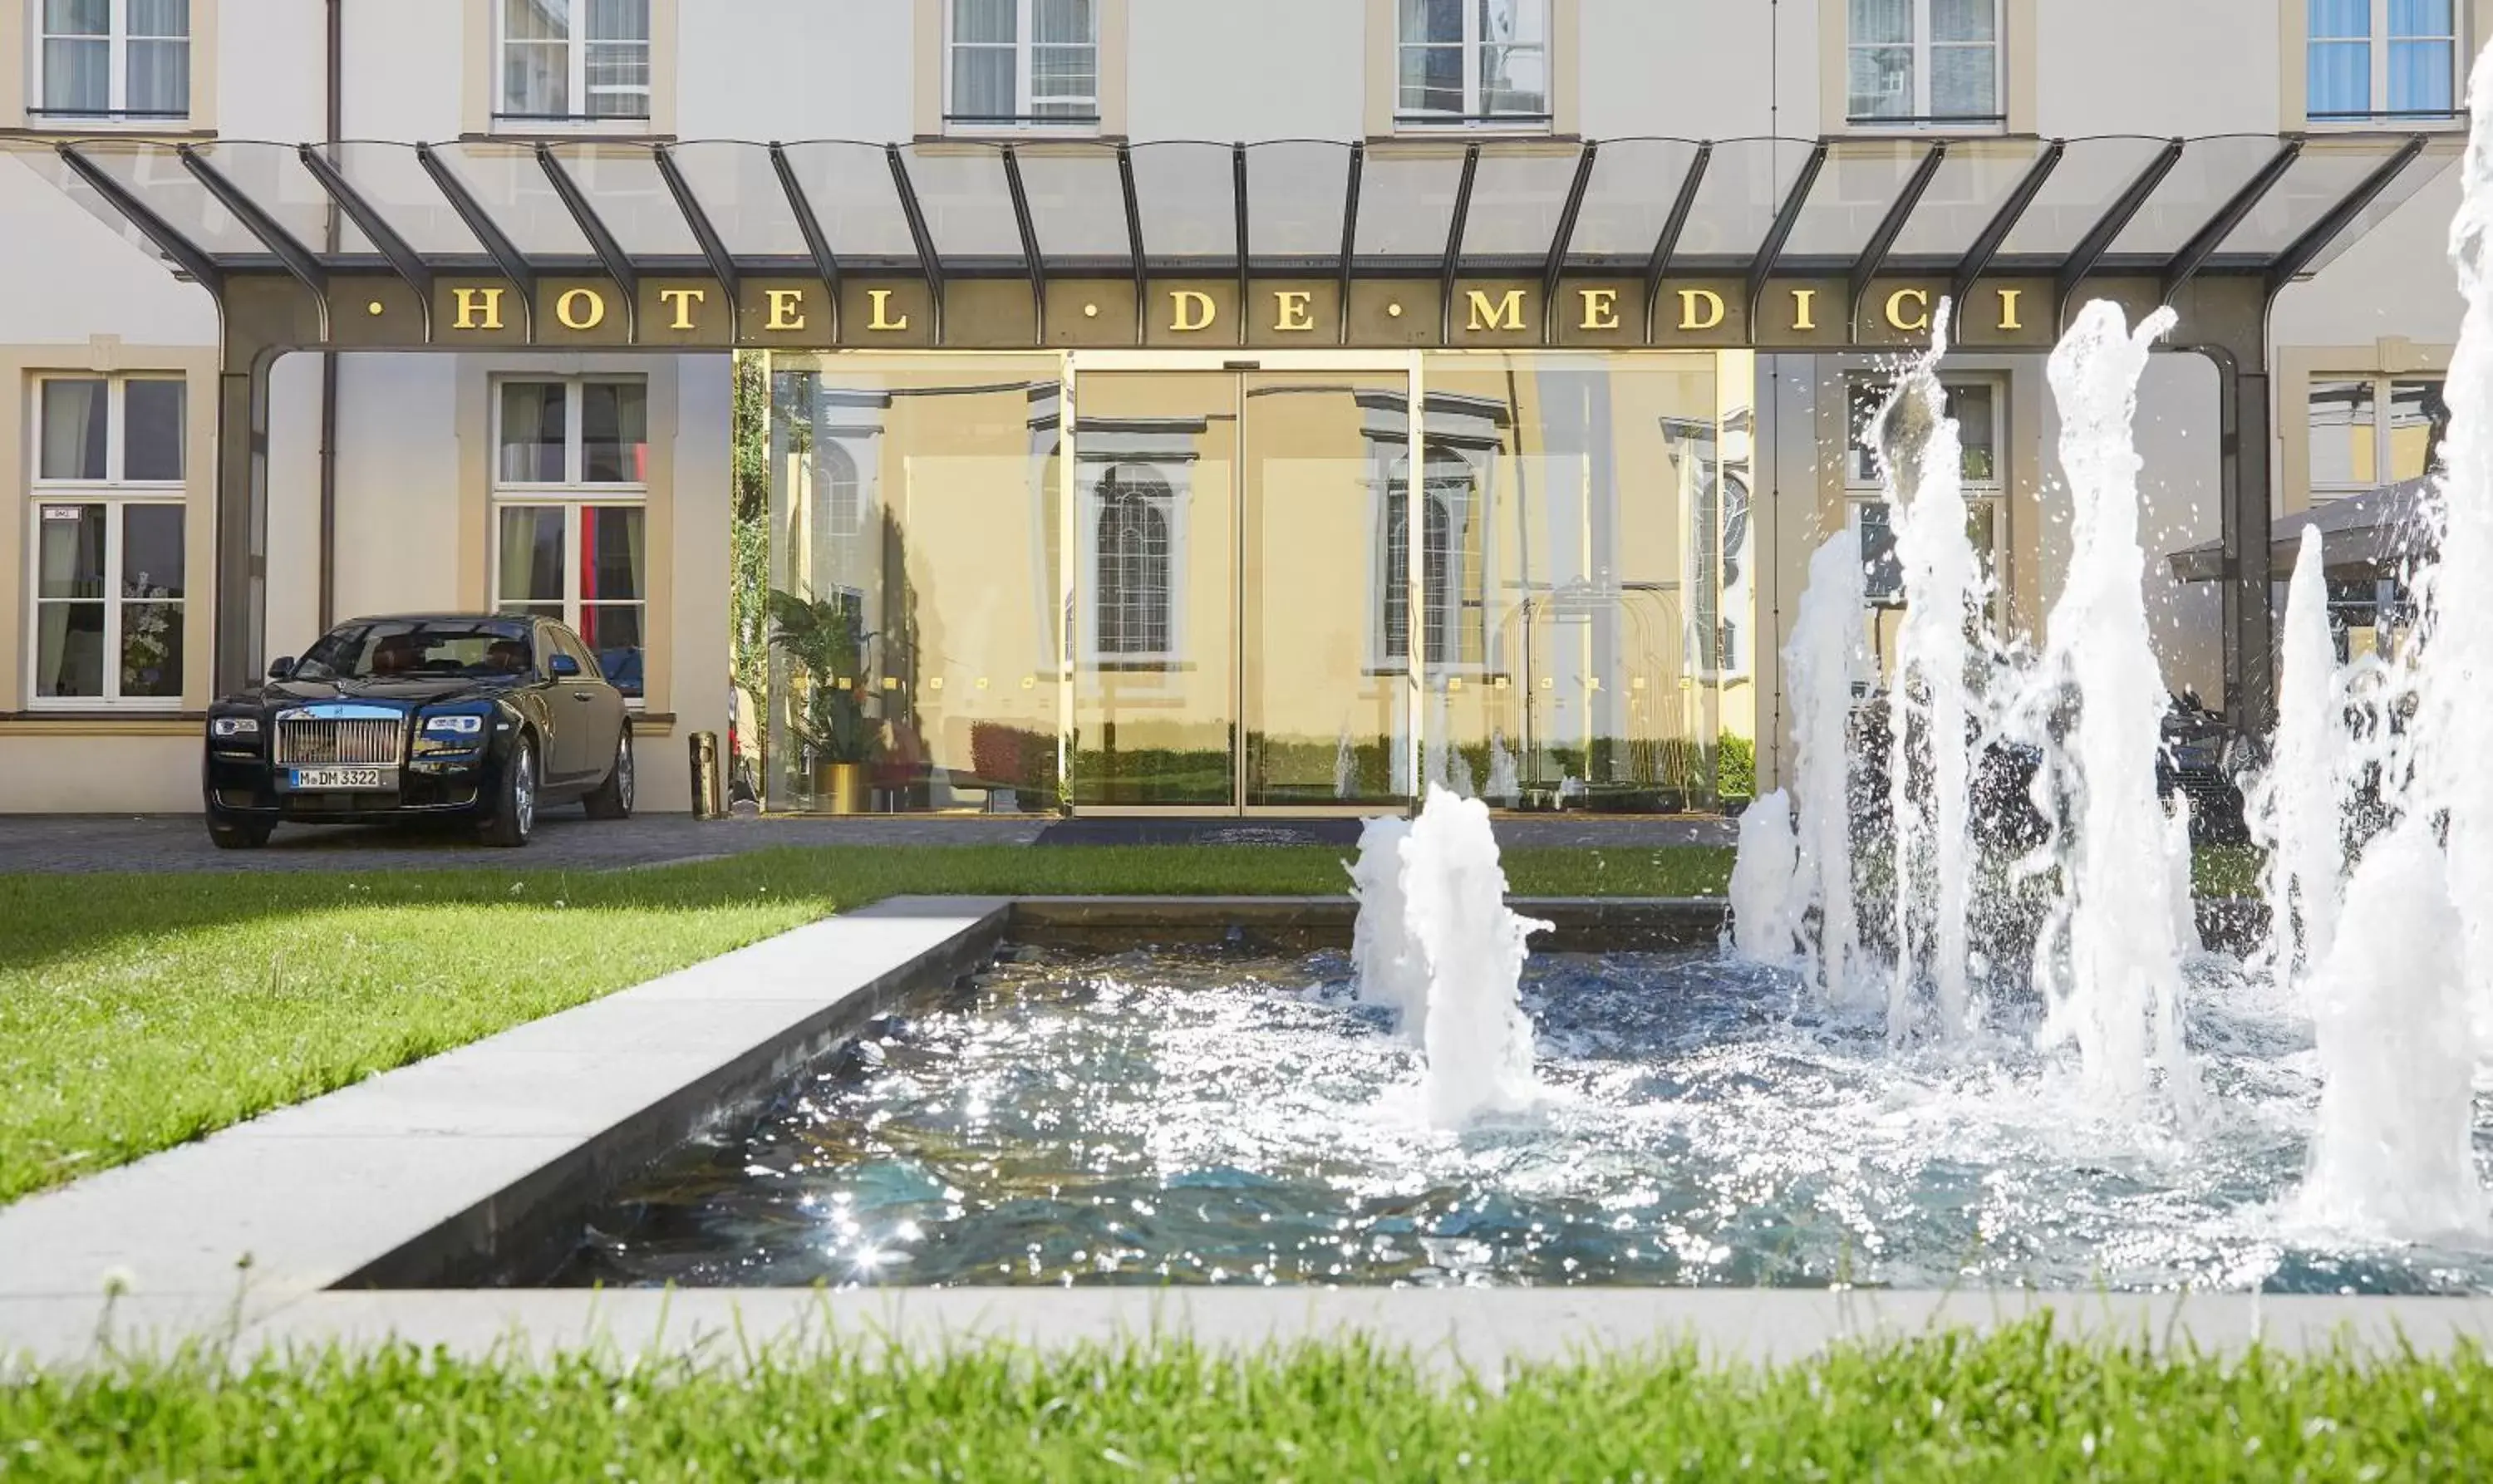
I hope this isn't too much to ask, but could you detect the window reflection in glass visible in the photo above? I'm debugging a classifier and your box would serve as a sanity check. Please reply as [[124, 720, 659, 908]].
[[123, 380, 184, 482], [582, 381, 647, 484], [38, 380, 108, 482], [2309, 377, 2377, 489], [499, 381, 568, 482]]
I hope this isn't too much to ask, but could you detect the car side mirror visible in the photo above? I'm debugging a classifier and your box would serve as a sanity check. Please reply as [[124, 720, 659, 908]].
[[267, 656, 296, 681], [548, 654, 582, 679]]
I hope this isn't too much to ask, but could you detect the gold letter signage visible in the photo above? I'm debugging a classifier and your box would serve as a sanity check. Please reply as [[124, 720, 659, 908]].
[[555, 287, 607, 332], [1465, 289, 1526, 332], [1885, 287, 1932, 334], [1996, 287, 2024, 332], [765, 289, 808, 332], [1578, 287, 1620, 331], [453, 287, 504, 331], [1789, 287, 1818, 332], [867, 289, 908, 332], [1272, 290, 1316, 332], [1678, 288, 1724, 332], [1169, 289, 1217, 333], [659, 287, 705, 331]]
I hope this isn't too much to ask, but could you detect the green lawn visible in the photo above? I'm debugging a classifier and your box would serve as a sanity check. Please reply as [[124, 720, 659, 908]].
[[0, 844, 1728, 1206], [1, 1321, 2479, 1481]]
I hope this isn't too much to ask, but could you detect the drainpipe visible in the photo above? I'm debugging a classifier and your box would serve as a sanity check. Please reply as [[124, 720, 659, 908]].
[[317, 0, 342, 630]]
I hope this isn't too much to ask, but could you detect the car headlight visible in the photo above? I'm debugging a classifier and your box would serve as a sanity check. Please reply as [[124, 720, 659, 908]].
[[421, 714, 486, 736], [209, 716, 260, 739]]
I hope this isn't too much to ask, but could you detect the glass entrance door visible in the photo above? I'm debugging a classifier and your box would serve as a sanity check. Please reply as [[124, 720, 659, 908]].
[[1067, 358, 1419, 814]]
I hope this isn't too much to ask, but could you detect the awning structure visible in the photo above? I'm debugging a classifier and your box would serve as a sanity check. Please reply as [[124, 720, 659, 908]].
[[2, 129, 2455, 725], [2168, 477, 2438, 583], [2, 131, 2455, 351]]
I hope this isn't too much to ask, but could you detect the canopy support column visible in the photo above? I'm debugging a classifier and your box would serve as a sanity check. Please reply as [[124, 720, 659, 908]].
[[213, 349, 276, 696]]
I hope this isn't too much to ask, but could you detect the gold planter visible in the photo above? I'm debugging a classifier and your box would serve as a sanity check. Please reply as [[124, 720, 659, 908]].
[[813, 761, 869, 814]]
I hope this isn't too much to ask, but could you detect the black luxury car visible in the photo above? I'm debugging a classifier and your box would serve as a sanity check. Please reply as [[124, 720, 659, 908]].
[[202, 614, 633, 849]]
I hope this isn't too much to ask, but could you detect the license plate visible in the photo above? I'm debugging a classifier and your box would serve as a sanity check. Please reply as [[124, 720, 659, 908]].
[[286, 766, 393, 791]]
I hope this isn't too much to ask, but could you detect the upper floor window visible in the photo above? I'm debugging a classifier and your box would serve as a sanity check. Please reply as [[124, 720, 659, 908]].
[[34, 0, 189, 121], [1846, 0, 2002, 127], [1398, 0, 1548, 129], [2309, 0, 2461, 123], [947, 0, 1099, 130], [2309, 374, 2448, 496], [499, 0, 650, 125], [27, 375, 188, 707]]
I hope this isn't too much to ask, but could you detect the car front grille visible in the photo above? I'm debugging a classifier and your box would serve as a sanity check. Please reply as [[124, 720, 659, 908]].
[[274, 716, 405, 768]]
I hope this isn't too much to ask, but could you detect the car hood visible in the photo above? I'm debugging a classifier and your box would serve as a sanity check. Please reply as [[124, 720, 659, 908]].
[[231, 675, 524, 710]]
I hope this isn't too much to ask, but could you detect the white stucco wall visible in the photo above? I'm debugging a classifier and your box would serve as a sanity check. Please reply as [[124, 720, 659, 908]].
[[1127, 0, 1362, 140], [679, 0, 913, 140]]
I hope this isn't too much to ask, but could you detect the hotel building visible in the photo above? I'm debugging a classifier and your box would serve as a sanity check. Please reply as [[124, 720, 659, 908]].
[[0, 0, 2475, 817]]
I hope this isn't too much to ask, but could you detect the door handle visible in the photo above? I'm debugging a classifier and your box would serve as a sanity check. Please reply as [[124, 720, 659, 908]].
[[572, 691, 593, 702]]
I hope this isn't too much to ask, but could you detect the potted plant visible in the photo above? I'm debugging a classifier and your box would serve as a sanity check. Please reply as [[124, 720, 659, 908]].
[[770, 587, 874, 813]]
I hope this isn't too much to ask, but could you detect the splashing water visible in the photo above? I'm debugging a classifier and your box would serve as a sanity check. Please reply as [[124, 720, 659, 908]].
[[1352, 785, 1550, 1124], [2420, 45, 2493, 1058], [2298, 818, 2486, 1238], [2248, 525, 2346, 1000], [2023, 300, 2196, 1108], [1346, 815, 1428, 1042], [1870, 301, 1986, 1042], [1728, 787, 1801, 965], [1779, 532, 1871, 1008]]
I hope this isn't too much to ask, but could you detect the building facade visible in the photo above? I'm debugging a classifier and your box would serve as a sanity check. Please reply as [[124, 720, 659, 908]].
[[0, 0, 2477, 816]]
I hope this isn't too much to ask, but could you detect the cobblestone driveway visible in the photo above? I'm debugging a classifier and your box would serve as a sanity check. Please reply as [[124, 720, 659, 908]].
[[0, 810, 1734, 874]]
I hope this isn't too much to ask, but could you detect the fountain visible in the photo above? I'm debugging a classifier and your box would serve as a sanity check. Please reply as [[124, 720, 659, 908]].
[[547, 50, 2493, 1290], [1783, 530, 1871, 1007], [1363, 786, 1549, 1124], [1868, 303, 1985, 1042], [2247, 525, 2346, 999]]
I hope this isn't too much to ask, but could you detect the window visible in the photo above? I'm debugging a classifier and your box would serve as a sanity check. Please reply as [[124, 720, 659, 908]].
[[33, 0, 189, 120], [1846, 376, 2003, 605], [499, 0, 650, 124], [2309, 0, 2461, 122], [2309, 373, 2447, 496], [1846, 0, 2003, 126], [1397, 0, 1548, 127], [947, 0, 1098, 129], [819, 440, 862, 538], [27, 376, 186, 705], [1382, 445, 1478, 666], [1094, 467, 1170, 657], [491, 377, 648, 696]]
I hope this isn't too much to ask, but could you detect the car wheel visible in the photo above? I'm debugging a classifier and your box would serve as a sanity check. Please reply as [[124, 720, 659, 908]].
[[480, 736, 538, 848], [207, 818, 273, 850], [583, 729, 634, 820]]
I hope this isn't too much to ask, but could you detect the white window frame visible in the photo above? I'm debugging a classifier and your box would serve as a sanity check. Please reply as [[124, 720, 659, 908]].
[[25, 374, 188, 710], [489, 375, 649, 701], [1394, 0, 1551, 130], [943, 0, 1101, 135], [494, 0, 652, 127], [2307, 371, 2449, 499], [2307, 0, 2466, 125], [30, 0, 192, 124], [1844, 373, 2006, 608], [1845, 0, 2005, 129]]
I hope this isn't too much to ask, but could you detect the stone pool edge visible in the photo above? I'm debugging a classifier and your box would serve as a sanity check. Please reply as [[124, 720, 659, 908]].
[[7, 890, 2409, 1376]]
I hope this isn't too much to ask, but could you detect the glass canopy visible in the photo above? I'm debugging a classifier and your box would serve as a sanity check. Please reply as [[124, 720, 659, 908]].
[[11, 130, 2452, 314]]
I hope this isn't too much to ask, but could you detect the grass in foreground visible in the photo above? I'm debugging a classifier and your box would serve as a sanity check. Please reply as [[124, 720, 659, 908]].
[[1, 1321, 2481, 1482], [0, 843, 1726, 1205]]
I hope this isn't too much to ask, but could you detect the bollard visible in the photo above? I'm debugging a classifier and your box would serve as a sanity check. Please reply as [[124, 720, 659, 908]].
[[688, 730, 724, 819]]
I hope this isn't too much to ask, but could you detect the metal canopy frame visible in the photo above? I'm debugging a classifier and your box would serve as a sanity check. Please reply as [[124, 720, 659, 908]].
[[18, 130, 2454, 731]]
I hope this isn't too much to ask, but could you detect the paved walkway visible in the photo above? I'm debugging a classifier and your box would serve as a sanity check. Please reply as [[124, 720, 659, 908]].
[[0, 810, 1735, 873]]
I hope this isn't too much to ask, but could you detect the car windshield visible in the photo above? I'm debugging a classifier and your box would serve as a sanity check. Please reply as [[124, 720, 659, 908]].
[[292, 621, 535, 681]]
